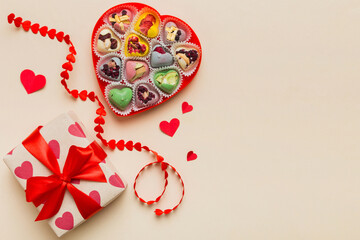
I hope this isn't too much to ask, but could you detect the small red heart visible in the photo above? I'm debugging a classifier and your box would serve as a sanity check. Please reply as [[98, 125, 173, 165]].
[[79, 90, 87, 100], [159, 118, 180, 137], [187, 151, 197, 161], [56, 31, 64, 42], [94, 125, 104, 133], [22, 20, 31, 31], [96, 108, 106, 116], [31, 23, 39, 34], [14, 17, 22, 27], [71, 89, 78, 98], [39, 26, 48, 36], [108, 139, 116, 149], [116, 140, 125, 150], [66, 54, 76, 63], [88, 91, 95, 101], [69, 46, 77, 55], [125, 141, 133, 151], [47, 29, 56, 39], [60, 70, 69, 80], [64, 35, 71, 44], [182, 102, 193, 114], [20, 69, 46, 94], [134, 142, 142, 151], [94, 116, 105, 125], [7, 13, 15, 24], [62, 62, 73, 71], [154, 209, 163, 216]]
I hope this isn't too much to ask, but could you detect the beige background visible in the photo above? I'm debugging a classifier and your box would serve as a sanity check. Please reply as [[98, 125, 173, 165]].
[[1, 0, 360, 239]]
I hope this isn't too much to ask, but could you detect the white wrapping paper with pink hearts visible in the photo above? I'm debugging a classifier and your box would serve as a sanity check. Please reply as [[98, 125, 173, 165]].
[[3, 112, 126, 237]]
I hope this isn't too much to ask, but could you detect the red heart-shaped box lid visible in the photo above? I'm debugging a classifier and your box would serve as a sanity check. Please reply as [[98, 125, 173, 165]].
[[91, 3, 202, 116]]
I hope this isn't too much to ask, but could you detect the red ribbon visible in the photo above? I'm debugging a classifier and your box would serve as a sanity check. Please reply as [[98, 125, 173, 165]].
[[22, 127, 107, 221]]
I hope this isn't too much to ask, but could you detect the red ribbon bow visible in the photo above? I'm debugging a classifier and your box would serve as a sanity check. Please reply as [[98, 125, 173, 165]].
[[22, 127, 107, 221]]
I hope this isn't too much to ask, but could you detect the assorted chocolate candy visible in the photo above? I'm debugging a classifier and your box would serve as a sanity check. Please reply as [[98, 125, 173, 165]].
[[175, 47, 199, 71], [96, 28, 121, 54], [135, 83, 160, 108], [150, 45, 174, 68], [98, 55, 122, 81], [125, 60, 149, 83], [109, 9, 133, 34], [108, 87, 133, 111], [154, 69, 179, 94], [93, 4, 201, 115], [125, 34, 149, 57], [164, 21, 187, 43]]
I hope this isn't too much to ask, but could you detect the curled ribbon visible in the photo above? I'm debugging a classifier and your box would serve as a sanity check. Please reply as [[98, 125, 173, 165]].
[[23, 127, 107, 221]]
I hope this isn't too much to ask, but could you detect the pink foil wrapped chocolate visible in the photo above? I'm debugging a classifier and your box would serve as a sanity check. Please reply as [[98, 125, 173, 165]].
[[3, 112, 126, 237]]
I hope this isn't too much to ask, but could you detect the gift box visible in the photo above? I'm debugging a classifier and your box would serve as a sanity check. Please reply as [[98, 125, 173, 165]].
[[3, 112, 126, 237]]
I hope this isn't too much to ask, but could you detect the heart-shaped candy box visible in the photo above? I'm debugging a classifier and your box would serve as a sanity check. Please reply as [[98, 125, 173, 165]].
[[91, 3, 202, 116]]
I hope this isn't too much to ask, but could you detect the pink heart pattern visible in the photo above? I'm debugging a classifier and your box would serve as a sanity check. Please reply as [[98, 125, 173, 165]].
[[70, 179, 80, 184], [55, 212, 74, 230], [7, 148, 14, 155], [14, 161, 33, 179], [48, 139, 60, 159], [89, 190, 101, 205], [109, 173, 125, 188], [68, 122, 86, 138]]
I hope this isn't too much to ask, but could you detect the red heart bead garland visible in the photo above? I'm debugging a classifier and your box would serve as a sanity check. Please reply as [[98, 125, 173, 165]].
[[7, 12, 185, 216]]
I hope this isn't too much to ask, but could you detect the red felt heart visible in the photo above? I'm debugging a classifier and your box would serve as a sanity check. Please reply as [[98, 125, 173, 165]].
[[96, 107, 106, 116], [91, 3, 202, 116], [62, 62, 73, 71], [94, 116, 105, 125], [69, 45, 77, 55], [64, 35, 71, 44], [20, 69, 46, 94], [56, 31, 64, 42], [159, 118, 180, 137], [22, 20, 31, 31], [66, 54, 76, 63], [187, 151, 197, 161], [14, 17, 22, 27], [39, 26, 48, 36], [47, 29, 56, 39], [7, 13, 15, 24], [31, 23, 39, 34], [182, 101, 193, 114]]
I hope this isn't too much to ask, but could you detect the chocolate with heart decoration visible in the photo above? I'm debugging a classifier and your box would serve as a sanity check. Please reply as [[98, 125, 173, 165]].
[[92, 3, 202, 116]]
